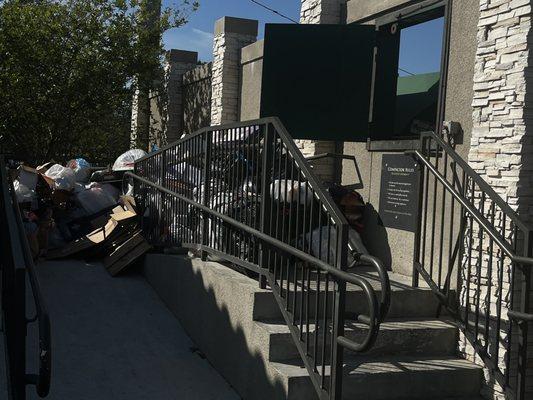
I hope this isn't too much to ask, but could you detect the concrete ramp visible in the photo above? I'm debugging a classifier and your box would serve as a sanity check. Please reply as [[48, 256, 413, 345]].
[[24, 259, 238, 400]]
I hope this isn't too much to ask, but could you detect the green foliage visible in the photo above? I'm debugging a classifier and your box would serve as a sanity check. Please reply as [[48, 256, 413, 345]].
[[0, 0, 198, 165]]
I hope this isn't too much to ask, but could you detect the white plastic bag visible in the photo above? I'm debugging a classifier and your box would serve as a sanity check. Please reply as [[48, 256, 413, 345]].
[[112, 149, 147, 171], [75, 183, 119, 214], [67, 158, 91, 183], [167, 162, 201, 186], [45, 164, 76, 191], [271, 180, 313, 205], [17, 166, 38, 190], [14, 180, 37, 204]]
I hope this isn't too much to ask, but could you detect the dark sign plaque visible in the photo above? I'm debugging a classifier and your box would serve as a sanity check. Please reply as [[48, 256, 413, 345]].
[[379, 154, 420, 232]]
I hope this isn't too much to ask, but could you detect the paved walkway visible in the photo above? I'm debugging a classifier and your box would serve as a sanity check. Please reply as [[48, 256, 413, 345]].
[[22, 259, 239, 400]]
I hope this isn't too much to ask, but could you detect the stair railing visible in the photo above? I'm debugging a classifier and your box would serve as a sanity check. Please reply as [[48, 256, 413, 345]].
[[408, 131, 533, 400], [0, 156, 52, 399], [129, 117, 390, 400]]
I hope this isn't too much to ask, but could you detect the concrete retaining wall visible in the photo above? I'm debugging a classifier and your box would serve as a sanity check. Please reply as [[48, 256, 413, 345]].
[[141, 254, 293, 400]]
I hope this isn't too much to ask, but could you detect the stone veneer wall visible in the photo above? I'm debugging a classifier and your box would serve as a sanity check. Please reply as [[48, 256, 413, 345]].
[[183, 62, 213, 134], [164, 51, 198, 143], [463, 0, 533, 398], [298, 0, 344, 183], [210, 17, 258, 125], [300, 0, 343, 24], [151, 50, 198, 146], [134, 50, 197, 149]]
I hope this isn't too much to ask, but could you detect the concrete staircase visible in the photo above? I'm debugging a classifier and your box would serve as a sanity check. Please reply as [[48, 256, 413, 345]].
[[142, 255, 484, 400], [254, 274, 483, 400]]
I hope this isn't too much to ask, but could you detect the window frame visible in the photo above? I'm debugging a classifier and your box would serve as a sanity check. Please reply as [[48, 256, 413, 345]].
[[367, 0, 452, 151]]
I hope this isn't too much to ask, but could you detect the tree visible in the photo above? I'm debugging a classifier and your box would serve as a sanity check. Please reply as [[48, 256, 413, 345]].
[[0, 0, 198, 165]]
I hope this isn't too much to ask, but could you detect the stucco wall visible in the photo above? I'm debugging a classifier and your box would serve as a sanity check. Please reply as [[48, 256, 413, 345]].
[[240, 40, 264, 121], [342, 0, 479, 276], [347, 0, 411, 22]]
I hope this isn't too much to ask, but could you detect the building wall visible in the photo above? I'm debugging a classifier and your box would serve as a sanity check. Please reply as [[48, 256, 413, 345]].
[[240, 40, 264, 121], [164, 52, 199, 143], [341, 0, 479, 276], [146, 50, 198, 147], [300, 0, 343, 24], [183, 62, 213, 134], [347, 0, 412, 21], [462, 1, 533, 398], [211, 17, 258, 126]]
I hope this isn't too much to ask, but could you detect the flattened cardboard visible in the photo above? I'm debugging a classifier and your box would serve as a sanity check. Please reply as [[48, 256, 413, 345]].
[[103, 231, 145, 268], [107, 240, 151, 276], [46, 218, 119, 259], [112, 205, 125, 215], [45, 206, 137, 260], [111, 210, 136, 222], [119, 196, 136, 213]]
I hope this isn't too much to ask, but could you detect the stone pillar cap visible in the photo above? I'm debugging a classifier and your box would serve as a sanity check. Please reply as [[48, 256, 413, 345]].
[[167, 49, 198, 64], [214, 16, 259, 36]]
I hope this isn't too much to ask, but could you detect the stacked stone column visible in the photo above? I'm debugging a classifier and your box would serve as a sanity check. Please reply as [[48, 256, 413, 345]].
[[464, 1, 533, 398], [210, 17, 258, 125], [132, 49, 198, 149], [300, 0, 343, 24], [158, 49, 198, 145]]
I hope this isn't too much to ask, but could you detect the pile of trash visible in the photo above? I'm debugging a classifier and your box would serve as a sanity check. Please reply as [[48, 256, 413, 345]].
[[12, 149, 149, 276]]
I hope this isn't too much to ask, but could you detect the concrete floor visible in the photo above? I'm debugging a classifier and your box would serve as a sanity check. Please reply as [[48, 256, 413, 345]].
[[17, 259, 240, 400]]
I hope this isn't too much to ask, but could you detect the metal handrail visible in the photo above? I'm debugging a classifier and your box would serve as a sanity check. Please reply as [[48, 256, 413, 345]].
[[419, 131, 532, 233], [270, 118, 347, 226], [132, 117, 391, 400], [135, 118, 276, 165], [270, 117, 391, 319], [1, 157, 52, 398], [9, 180, 52, 396], [126, 171, 381, 350], [409, 131, 532, 399], [410, 148, 533, 269], [135, 116, 391, 319]]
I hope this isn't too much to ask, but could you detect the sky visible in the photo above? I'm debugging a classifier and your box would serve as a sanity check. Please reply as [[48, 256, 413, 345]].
[[163, 0, 444, 74], [398, 17, 444, 76], [163, 0, 300, 62]]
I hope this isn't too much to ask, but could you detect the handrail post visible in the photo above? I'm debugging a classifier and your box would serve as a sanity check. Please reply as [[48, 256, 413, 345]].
[[259, 123, 273, 289], [202, 130, 212, 261], [159, 150, 166, 245], [516, 229, 532, 400], [330, 223, 349, 400], [412, 136, 426, 288]]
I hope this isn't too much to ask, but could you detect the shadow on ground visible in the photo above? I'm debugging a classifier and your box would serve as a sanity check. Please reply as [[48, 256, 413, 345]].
[[24, 259, 240, 400]]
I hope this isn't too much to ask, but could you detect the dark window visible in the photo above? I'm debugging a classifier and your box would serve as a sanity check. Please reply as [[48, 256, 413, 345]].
[[394, 18, 444, 137], [371, 3, 447, 141]]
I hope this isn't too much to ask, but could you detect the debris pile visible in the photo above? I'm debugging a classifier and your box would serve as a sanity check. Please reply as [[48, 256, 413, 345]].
[[12, 150, 150, 276]]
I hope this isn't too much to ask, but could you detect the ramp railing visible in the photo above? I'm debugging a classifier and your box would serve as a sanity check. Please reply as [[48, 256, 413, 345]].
[[408, 131, 533, 400], [0, 156, 52, 400], [129, 117, 390, 400]]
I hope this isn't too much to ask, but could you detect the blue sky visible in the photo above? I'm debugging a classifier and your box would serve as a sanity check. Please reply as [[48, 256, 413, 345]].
[[163, 0, 444, 74], [163, 0, 300, 61], [398, 17, 444, 76]]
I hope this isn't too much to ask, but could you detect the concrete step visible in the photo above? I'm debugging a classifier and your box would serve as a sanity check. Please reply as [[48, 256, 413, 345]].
[[256, 318, 458, 362], [270, 356, 482, 400], [252, 282, 441, 322]]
